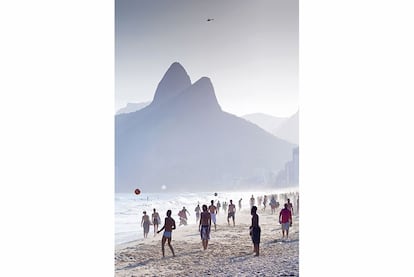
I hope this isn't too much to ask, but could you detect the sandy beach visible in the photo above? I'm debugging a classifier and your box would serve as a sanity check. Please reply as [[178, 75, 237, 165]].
[[115, 207, 299, 276]]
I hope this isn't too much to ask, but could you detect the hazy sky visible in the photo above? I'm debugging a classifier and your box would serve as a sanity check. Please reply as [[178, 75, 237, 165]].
[[115, 0, 298, 117]]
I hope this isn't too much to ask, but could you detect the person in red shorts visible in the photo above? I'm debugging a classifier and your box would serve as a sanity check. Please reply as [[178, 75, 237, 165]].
[[279, 203, 292, 240]]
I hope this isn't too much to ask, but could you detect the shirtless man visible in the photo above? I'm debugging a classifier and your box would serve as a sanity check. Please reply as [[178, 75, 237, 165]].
[[157, 210, 176, 257], [227, 199, 236, 226], [199, 205, 211, 250], [208, 200, 217, 231]]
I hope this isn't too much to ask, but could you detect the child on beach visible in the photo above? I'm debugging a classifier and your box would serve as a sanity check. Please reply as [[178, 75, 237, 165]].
[[157, 210, 176, 257], [250, 206, 261, 256], [199, 204, 211, 250]]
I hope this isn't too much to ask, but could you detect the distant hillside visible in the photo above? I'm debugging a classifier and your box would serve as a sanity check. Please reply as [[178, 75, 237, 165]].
[[272, 111, 299, 145], [242, 113, 288, 135], [116, 102, 150, 115], [115, 62, 295, 192]]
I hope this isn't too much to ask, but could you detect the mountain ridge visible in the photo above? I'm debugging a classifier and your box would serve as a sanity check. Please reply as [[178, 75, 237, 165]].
[[115, 63, 296, 192]]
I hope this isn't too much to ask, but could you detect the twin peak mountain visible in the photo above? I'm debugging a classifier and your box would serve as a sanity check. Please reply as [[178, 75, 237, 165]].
[[152, 62, 220, 112], [115, 62, 295, 192]]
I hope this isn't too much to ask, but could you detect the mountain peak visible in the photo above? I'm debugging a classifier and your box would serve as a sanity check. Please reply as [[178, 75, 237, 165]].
[[152, 62, 191, 106], [182, 77, 221, 112]]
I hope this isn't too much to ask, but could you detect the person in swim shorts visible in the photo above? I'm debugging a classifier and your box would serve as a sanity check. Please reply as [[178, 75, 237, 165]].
[[199, 204, 211, 250], [157, 210, 176, 257], [279, 203, 292, 240], [208, 200, 217, 231]]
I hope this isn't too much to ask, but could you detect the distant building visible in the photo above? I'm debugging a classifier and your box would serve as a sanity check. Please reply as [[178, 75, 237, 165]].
[[275, 147, 299, 187]]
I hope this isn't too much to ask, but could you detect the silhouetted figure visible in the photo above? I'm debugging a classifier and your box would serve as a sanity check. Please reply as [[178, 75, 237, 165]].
[[217, 200, 221, 214], [157, 210, 176, 257], [238, 198, 242, 211], [250, 206, 261, 256], [263, 195, 268, 211], [227, 199, 236, 226]]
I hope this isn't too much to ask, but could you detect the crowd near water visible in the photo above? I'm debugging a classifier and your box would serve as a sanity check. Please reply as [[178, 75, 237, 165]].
[[115, 189, 299, 246]]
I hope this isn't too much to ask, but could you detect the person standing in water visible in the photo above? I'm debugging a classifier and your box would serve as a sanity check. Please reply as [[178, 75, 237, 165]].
[[250, 206, 261, 256], [157, 210, 176, 257], [199, 204, 211, 250], [141, 211, 151, 238], [152, 208, 160, 236], [208, 200, 217, 231]]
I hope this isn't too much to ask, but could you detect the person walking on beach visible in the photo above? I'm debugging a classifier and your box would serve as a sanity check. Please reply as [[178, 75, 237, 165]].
[[296, 195, 299, 215], [152, 208, 161, 236], [270, 196, 277, 214], [279, 203, 292, 240], [223, 201, 228, 213], [227, 199, 236, 226], [157, 210, 176, 257], [287, 198, 294, 216], [141, 211, 151, 238], [209, 200, 217, 231], [238, 198, 242, 211], [178, 206, 190, 226], [263, 195, 268, 211], [250, 206, 261, 256], [199, 204, 211, 250], [217, 200, 221, 214], [195, 204, 201, 223]]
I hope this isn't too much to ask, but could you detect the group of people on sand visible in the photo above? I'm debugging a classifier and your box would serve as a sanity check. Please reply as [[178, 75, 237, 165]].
[[141, 193, 298, 258]]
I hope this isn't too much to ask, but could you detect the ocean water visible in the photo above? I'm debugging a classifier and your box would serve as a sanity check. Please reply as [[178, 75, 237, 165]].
[[115, 188, 298, 246]]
